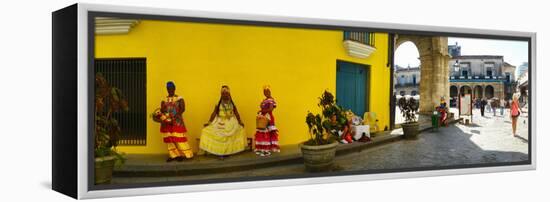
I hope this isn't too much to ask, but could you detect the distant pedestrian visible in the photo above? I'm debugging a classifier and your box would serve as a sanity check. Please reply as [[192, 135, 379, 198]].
[[491, 98, 497, 116], [480, 98, 487, 116], [485, 99, 491, 113], [500, 98, 506, 116], [510, 93, 523, 136]]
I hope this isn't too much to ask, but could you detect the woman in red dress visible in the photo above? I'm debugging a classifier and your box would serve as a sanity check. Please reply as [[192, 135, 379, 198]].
[[156, 81, 194, 162], [254, 85, 280, 156]]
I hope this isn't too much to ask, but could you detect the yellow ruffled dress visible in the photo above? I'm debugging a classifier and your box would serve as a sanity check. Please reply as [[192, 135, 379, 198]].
[[199, 103, 247, 155]]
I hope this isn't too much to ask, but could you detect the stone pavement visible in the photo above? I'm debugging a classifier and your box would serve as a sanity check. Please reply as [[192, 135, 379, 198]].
[[113, 129, 405, 178], [111, 108, 528, 184]]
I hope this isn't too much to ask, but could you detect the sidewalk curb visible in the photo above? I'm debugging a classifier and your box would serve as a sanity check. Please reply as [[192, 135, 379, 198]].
[[114, 134, 403, 177]]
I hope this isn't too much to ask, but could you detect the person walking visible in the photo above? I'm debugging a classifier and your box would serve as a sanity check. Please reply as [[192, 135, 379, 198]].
[[510, 93, 524, 136], [480, 98, 487, 116], [500, 98, 506, 116], [491, 98, 497, 116], [485, 99, 491, 113]]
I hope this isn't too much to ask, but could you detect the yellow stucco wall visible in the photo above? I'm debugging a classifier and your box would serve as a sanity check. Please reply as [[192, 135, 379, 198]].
[[95, 20, 390, 154]]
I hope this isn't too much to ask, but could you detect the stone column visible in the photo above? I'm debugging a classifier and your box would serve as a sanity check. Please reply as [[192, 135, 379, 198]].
[[419, 53, 433, 114], [418, 36, 450, 114]]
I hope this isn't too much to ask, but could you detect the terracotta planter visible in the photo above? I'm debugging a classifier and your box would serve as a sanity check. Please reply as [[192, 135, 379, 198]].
[[95, 156, 116, 184], [402, 122, 419, 139], [300, 141, 338, 172]]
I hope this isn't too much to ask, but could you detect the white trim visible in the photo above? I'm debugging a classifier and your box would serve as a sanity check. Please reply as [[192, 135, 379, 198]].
[[343, 40, 376, 59], [530, 33, 537, 169], [75, 3, 536, 199], [77, 4, 88, 199]]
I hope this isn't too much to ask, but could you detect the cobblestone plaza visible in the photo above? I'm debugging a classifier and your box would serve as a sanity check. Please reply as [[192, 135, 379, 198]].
[[112, 107, 529, 184]]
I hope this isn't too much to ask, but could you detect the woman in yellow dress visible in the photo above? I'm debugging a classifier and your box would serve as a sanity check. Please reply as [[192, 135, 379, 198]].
[[199, 85, 247, 157]]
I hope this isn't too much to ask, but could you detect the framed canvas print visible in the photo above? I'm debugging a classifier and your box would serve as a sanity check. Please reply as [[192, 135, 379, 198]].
[[52, 3, 536, 199]]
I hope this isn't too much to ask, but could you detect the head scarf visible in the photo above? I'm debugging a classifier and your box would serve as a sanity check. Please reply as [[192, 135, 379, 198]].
[[166, 81, 176, 89]]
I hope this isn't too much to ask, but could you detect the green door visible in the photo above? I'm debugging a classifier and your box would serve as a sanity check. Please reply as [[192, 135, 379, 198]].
[[336, 61, 369, 116]]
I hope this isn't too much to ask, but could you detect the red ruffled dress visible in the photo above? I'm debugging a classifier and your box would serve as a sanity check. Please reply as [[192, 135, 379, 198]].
[[254, 98, 280, 153]]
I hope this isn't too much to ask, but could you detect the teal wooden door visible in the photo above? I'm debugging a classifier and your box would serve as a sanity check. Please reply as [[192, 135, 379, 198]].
[[336, 61, 369, 116]]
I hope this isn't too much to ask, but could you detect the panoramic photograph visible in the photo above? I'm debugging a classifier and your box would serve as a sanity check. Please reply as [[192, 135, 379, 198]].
[[92, 16, 530, 186]]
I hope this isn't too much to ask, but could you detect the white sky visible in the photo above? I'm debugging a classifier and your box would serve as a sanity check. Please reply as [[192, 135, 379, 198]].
[[394, 37, 529, 69]]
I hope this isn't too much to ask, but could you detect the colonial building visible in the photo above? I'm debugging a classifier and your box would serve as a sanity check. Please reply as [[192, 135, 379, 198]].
[[95, 19, 392, 154], [448, 54, 516, 103], [448, 42, 462, 58], [394, 65, 420, 96], [517, 64, 529, 105], [517, 62, 528, 78]]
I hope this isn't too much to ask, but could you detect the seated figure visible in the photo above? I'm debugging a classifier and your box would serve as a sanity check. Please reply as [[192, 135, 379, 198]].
[[325, 114, 353, 144], [436, 96, 449, 127], [199, 85, 247, 157]]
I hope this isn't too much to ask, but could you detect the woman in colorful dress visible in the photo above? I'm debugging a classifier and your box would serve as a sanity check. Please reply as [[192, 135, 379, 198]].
[[157, 81, 194, 162], [510, 93, 524, 137], [436, 96, 448, 127], [254, 85, 280, 156], [199, 85, 247, 157]]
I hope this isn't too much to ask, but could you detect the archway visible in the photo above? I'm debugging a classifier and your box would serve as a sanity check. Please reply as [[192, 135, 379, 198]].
[[485, 85, 494, 98], [474, 85, 483, 99], [449, 85, 458, 107], [460, 86, 472, 96], [393, 40, 420, 125], [395, 35, 451, 114]]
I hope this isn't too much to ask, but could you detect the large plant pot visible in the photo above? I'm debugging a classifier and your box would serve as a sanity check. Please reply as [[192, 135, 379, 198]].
[[402, 122, 419, 139], [300, 141, 338, 172], [95, 156, 116, 184]]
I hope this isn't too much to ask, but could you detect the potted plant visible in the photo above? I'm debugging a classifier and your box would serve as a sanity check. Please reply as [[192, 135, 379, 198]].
[[301, 91, 344, 172], [94, 73, 127, 184], [398, 96, 419, 139]]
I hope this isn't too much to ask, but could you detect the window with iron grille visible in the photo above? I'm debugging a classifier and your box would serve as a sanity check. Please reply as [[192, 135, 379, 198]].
[[95, 58, 147, 145], [343, 31, 375, 47]]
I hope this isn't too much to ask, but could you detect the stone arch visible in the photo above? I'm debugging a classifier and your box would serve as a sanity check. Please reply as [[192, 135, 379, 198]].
[[485, 85, 495, 98], [396, 35, 451, 113], [474, 85, 483, 99], [450, 85, 458, 98], [449, 85, 458, 107], [460, 85, 472, 96]]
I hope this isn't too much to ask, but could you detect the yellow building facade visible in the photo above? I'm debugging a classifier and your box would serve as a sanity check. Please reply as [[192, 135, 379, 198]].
[[95, 20, 391, 154]]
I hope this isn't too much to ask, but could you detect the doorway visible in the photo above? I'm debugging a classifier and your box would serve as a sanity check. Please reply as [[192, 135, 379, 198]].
[[336, 60, 370, 116]]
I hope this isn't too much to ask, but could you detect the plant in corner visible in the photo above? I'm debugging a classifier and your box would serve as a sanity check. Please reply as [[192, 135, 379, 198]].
[[398, 96, 419, 139], [301, 90, 344, 172], [94, 73, 128, 184]]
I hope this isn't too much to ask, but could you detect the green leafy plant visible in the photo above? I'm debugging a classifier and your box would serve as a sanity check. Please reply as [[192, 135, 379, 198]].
[[397, 96, 419, 123], [95, 73, 127, 163], [305, 90, 347, 145], [305, 112, 327, 145]]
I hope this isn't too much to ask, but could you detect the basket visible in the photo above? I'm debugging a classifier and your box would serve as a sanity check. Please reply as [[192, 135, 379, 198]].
[[256, 114, 268, 129], [151, 108, 163, 123]]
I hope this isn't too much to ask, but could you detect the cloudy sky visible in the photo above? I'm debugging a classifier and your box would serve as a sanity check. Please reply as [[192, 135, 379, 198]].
[[394, 37, 529, 71]]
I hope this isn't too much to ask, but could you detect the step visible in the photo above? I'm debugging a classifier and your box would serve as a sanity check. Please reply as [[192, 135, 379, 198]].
[[113, 132, 403, 177]]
